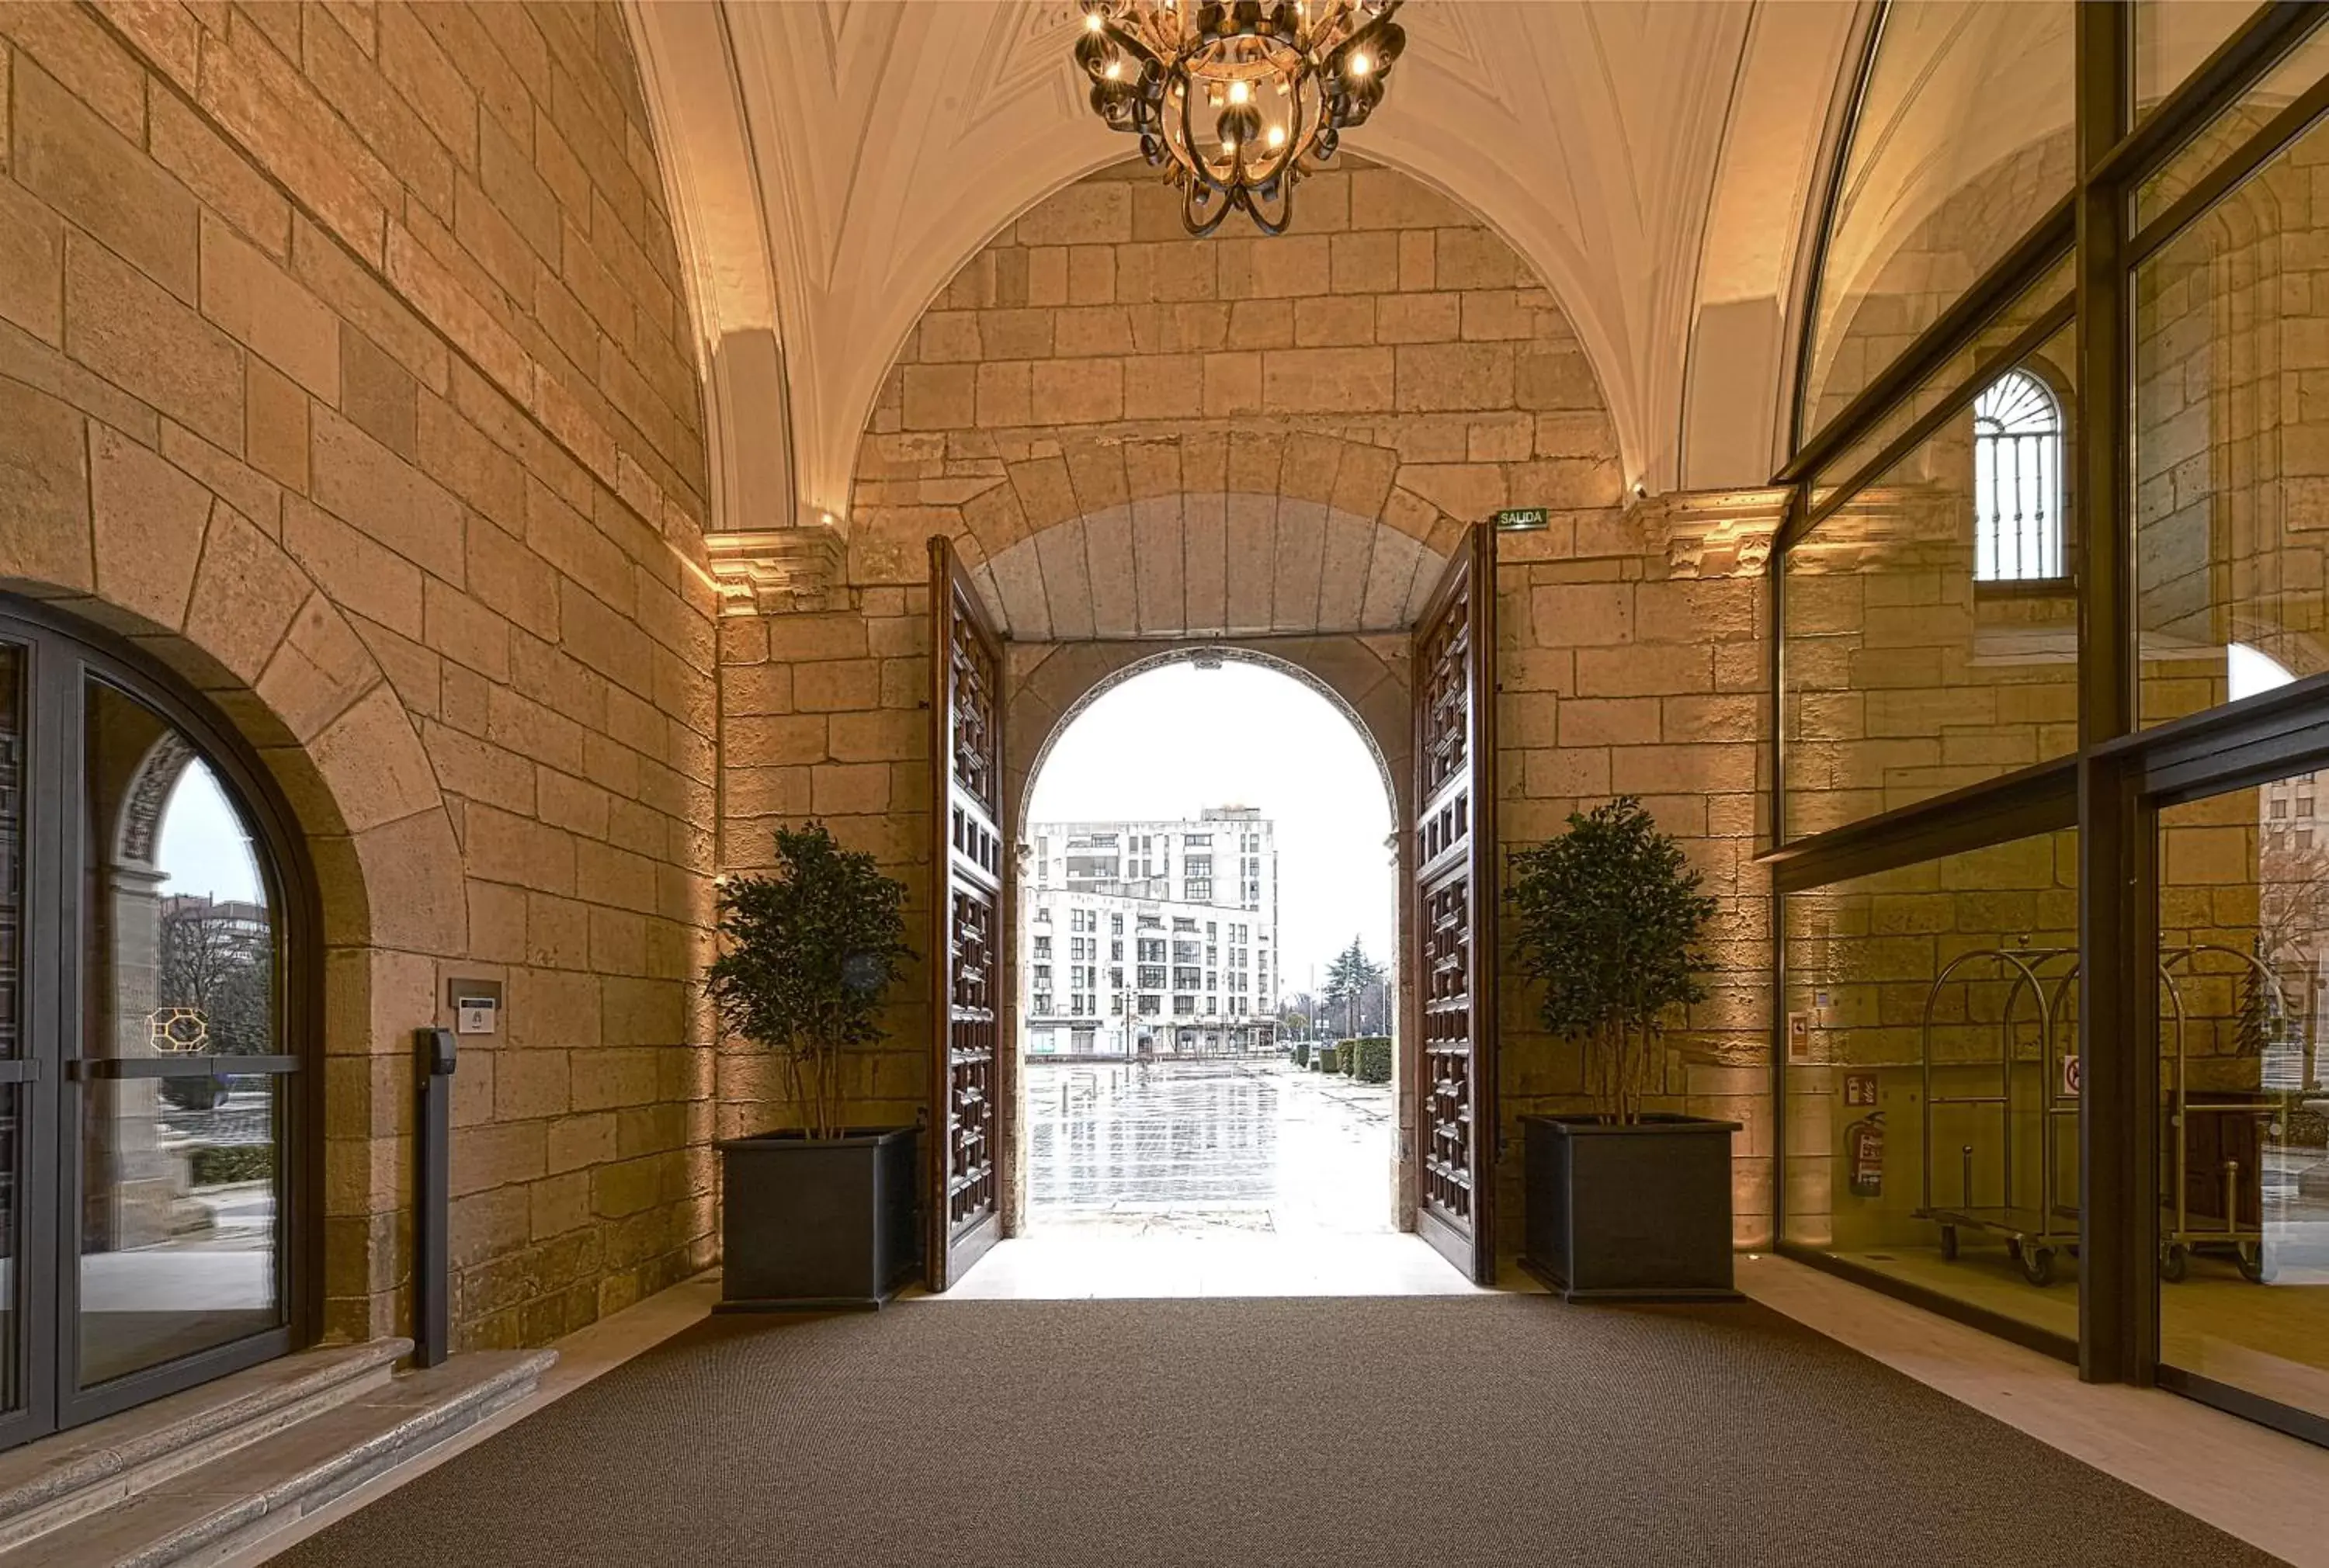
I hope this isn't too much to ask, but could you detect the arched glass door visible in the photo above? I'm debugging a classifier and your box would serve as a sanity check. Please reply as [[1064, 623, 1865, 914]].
[[0, 600, 308, 1452]]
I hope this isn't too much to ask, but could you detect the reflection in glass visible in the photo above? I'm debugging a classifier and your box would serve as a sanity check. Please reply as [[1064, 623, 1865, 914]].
[[79, 681, 280, 1387], [2136, 26, 2329, 230], [2158, 785, 2329, 1424], [2134, 106, 2329, 727], [1800, 1, 2073, 442], [1783, 830, 2082, 1344], [1784, 327, 2079, 838], [0, 645, 19, 1413], [2134, 1, 2275, 124]]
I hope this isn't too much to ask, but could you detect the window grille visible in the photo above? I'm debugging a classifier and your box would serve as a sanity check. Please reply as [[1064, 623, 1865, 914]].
[[1973, 368, 2064, 582]]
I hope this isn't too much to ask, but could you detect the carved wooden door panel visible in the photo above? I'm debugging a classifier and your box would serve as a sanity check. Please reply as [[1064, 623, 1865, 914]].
[[1411, 522, 1499, 1284], [927, 537, 1005, 1290]]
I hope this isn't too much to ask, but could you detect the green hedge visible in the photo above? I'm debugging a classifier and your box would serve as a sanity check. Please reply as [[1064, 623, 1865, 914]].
[[1344, 1037, 1393, 1084], [188, 1145, 272, 1185], [1292, 1040, 1311, 1068], [1315, 1045, 1339, 1074]]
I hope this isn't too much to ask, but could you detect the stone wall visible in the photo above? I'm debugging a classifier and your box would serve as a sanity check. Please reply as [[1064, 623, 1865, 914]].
[[716, 158, 1779, 1256], [0, 1, 716, 1348]]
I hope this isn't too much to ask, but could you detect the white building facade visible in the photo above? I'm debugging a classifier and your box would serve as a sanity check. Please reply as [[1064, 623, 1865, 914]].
[[1023, 807, 1279, 1057]]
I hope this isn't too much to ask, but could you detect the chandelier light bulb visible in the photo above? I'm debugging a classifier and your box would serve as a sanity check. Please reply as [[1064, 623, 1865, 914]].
[[1073, 0, 1407, 237]]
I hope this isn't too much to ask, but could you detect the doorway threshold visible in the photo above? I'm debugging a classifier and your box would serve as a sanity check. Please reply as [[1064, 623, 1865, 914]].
[[919, 1230, 1535, 1299]]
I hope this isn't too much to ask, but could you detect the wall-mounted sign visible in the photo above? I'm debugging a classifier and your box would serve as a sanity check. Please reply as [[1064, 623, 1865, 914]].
[[1844, 1071, 1878, 1107], [1786, 1011, 1811, 1061], [1492, 507, 1549, 532], [447, 978, 505, 1037], [2061, 1053, 2081, 1098]]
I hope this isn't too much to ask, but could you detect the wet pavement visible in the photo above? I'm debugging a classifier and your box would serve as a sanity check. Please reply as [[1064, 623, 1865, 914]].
[[1025, 1057, 1394, 1235]]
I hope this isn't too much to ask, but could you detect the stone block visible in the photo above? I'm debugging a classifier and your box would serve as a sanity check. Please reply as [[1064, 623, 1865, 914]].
[[13, 57, 195, 300], [311, 683, 439, 832], [0, 172, 63, 345], [1396, 342, 1513, 411], [1532, 581, 1634, 647], [64, 234, 244, 452], [201, 213, 339, 397], [1376, 292, 1458, 344], [1294, 294, 1375, 346], [903, 363, 976, 430], [89, 423, 207, 629], [0, 376, 91, 591], [180, 502, 314, 686], [1029, 358, 1124, 425], [310, 408, 463, 585], [1203, 351, 1262, 417], [150, 89, 289, 259], [1261, 346, 1392, 413]]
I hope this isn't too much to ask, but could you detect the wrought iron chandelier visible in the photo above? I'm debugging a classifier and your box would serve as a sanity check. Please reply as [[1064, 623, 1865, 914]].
[[1075, 0, 1407, 237]]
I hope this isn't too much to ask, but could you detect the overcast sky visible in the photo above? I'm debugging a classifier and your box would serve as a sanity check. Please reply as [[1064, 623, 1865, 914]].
[[158, 761, 266, 907], [1026, 660, 1395, 997]]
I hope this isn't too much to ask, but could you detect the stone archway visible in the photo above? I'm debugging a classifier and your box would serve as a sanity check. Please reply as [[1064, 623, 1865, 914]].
[[0, 416, 464, 1345], [994, 631, 1420, 1240]]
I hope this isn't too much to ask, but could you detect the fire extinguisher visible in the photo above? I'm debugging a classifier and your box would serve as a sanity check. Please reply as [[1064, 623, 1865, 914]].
[[1847, 1112, 1885, 1199]]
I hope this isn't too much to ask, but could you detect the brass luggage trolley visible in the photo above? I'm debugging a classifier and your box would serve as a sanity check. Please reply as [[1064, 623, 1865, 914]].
[[2157, 944, 2288, 1285], [1914, 945, 2081, 1286], [1914, 942, 2289, 1288]]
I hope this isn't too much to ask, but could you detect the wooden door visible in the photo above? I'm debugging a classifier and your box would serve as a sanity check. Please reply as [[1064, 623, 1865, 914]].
[[1411, 522, 1500, 1284], [927, 537, 1005, 1290]]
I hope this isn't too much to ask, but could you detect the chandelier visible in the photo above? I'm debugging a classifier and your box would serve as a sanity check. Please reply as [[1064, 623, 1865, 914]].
[[1075, 0, 1407, 237]]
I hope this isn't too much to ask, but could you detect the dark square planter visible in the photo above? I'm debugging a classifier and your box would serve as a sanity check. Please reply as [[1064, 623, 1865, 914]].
[[1521, 1113, 1741, 1302], [717, 1126, 921, 1311]]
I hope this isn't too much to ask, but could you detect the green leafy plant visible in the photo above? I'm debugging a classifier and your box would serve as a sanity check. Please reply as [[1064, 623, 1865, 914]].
[[1507, 796, 1714, 1126], [1346, 1036, 1393, 1084], [704, 823, 913, 1140]]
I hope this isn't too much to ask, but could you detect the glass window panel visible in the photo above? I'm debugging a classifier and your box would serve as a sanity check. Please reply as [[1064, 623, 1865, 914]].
[[1785, 326, 2079, 839], [1800, 2, 2074, 445], [2134, 1, 2276, 125], [79, 680, 282, 1387], [1809, 256, 2072, 512], [2157, 781, 2329, 1425], [1783, 829, 2082, 1344], [2134, 107, 2329, 728], [2136, 25, 2329, 230]]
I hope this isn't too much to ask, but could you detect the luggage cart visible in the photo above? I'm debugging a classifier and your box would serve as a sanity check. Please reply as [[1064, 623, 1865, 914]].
[[2157, 944, 2289, 1285], [1914, 945, 2081, 1286]]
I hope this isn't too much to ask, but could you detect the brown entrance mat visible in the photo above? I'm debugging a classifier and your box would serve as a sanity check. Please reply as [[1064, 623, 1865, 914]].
[[274, 1295, 2280, 1566]]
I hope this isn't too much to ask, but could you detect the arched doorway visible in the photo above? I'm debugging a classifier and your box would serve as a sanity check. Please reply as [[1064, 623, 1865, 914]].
[[0, 598, 316, 1450], [1012, 650, 1401, 1251], [926, 521, 1501, 1293]]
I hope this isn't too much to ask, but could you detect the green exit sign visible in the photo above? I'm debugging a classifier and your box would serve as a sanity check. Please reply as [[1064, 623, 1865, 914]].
[[1493, 507, 1549, 532]]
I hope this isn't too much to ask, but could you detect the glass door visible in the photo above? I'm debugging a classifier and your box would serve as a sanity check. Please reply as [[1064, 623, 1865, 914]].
[[68, 678, 290, 1403], [0, 602, 305, 1452], [0, 640, 30, 1441]]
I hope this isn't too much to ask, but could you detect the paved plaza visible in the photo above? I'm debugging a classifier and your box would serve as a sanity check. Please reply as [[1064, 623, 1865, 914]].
[[1024, 1056, 1395, 1236]]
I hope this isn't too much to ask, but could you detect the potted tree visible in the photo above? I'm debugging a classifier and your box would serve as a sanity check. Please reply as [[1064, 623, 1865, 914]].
[[1508, 796, 1740, 1301], [706, 822, 918, 1310]]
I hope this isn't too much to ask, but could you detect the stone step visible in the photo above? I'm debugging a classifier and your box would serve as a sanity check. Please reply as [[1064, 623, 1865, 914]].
[[9, 1349, 554, 1567], [0, 1341, 413, 1552]]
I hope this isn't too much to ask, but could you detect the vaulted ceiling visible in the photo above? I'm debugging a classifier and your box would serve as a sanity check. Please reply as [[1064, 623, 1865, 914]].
[[624, 1, 1867, 537]]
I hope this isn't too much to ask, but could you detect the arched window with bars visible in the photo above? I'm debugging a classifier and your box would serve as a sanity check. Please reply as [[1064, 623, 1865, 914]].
[[1972, 368, 2065, 583]]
